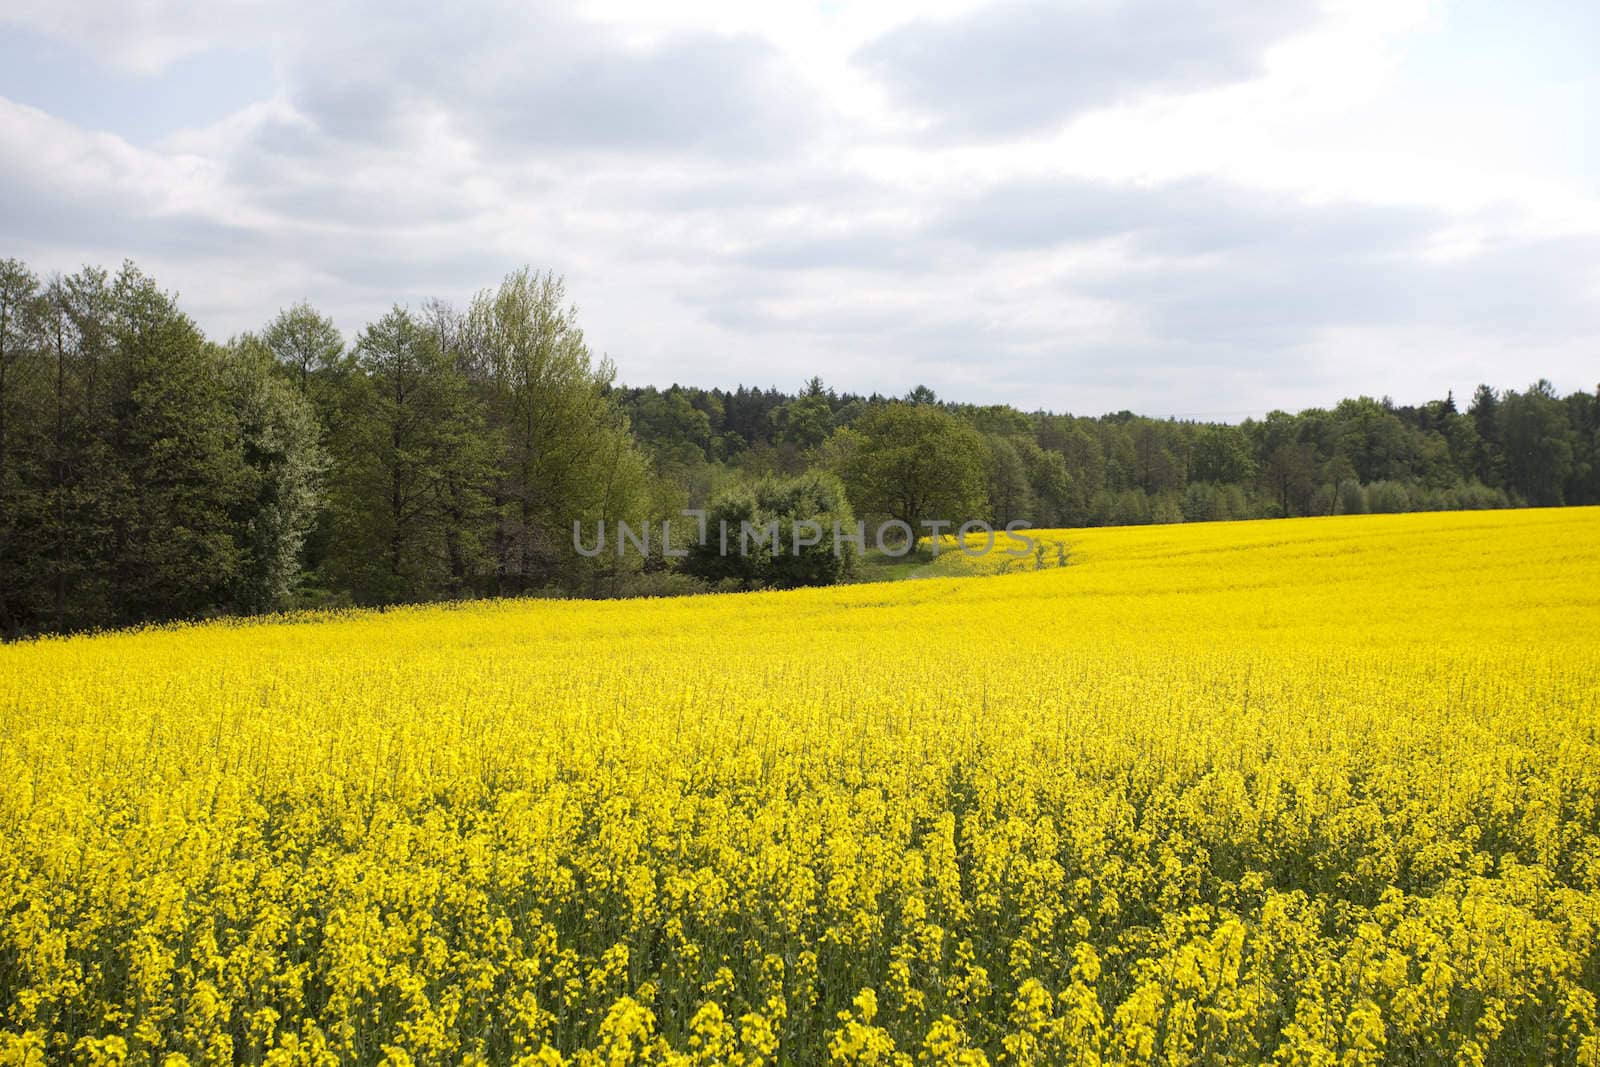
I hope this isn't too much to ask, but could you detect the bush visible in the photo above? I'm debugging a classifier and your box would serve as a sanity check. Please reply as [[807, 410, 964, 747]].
[[682, 471, 856, 589], [1309, 484, 1336, 517], [1336, 480, 1368, 515], [1106, 489, 1152, 526], [590, 571, 726, 599], [1151, 494, 1185, 525], [1366, 481, 1413, 514], [1450, 481, 1510, 510], [1181, 482, 1218, 523], [1219, 484, 1251, 520]]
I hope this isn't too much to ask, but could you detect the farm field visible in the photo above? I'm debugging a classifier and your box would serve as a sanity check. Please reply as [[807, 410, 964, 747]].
[[2, 508, 1599, 1066]]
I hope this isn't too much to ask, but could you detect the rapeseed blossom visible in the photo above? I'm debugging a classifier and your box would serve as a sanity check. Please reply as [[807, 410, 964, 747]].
[[1, 508, 1598, 1064]]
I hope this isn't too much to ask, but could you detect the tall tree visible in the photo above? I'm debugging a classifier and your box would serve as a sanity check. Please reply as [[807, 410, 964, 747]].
[[1498, 380, 1575, 506], [221, 335, 327, 613], [1190, 424, 1256, 484], [464, 268, 651, 591], [263, 301, 344, 393], [0, 260, 43, 634], [1015, 439, 1073, 528], [1566, 386, 1600, 506], [1468, 384, 1502, 486], [829, 402, 988, 550], [771, 377, 835, 451], [1264, 442, 1317, 517], [100, 264, 247, 624], [1131, 422, 1180, 494], [1332, 397, 1415, 483], [323, 306, 491, 603], [32, 268, 115, 631], [983, 434, 1033, 526]]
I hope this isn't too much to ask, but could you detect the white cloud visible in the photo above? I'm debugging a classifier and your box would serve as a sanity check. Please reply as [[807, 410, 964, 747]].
[[1, 0, 1596, 415]]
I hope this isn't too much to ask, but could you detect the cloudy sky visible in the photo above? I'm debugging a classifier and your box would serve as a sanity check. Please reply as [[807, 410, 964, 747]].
[[1, 0, 1595, 417]]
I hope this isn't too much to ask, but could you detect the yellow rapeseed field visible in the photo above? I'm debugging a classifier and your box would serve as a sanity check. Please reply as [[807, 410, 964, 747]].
[[2, 508, 1599, 1066]]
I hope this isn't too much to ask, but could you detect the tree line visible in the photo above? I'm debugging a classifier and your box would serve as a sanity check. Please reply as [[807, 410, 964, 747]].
[[621, 377, 1599, 531], [1, 256, 1596, 637], [0, 259, 655, 638]]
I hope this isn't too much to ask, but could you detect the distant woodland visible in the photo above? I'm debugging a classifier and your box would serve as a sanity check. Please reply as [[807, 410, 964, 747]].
[[1, 257, 1596, 637]]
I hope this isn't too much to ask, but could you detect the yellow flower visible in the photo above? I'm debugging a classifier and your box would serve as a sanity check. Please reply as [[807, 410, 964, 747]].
[[1, 508, 1598, 1064]]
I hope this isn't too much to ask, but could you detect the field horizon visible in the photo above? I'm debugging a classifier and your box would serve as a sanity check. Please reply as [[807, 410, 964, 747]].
[[10, 505, 1592, 646]]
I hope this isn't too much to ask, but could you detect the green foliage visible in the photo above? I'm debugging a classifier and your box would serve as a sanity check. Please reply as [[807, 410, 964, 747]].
[[771, 377, 835, 451], [98, 264, 247, 624], [221, 335, 326, 613], [829, 402, 988, 548], [982, 434, 1033, 525], [1191, 424, 1256, 484], [1337, 479, 1368, 516], [1100, 488, 1152, 526], [1182, 482, 1249, 523], [462, 268, 652, 593], [1015, 440, 1073, 528], [682, 470, 855, 589], [322, 306, 492, 603], [1331, 397, 1417, 483], [628, 387, 716, 466], [1498, 379, 1575, 506], [0, 263, 263, 632], [1, 252, 1597, 638], [1263, 442, 1317, 517], [0, 259, 45, 636], [1366, 480, 1413, 514], [263, 300, 343, 392]]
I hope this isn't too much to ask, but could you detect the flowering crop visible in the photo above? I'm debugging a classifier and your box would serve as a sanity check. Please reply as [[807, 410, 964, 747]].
[[2, 508, 1599, 1065]]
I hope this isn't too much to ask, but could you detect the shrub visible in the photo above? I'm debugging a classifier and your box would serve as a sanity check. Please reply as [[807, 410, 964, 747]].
[[1337, 479, 1368, 515], [1366, 480, 1413, 514], [682, 471, 856, 589]]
